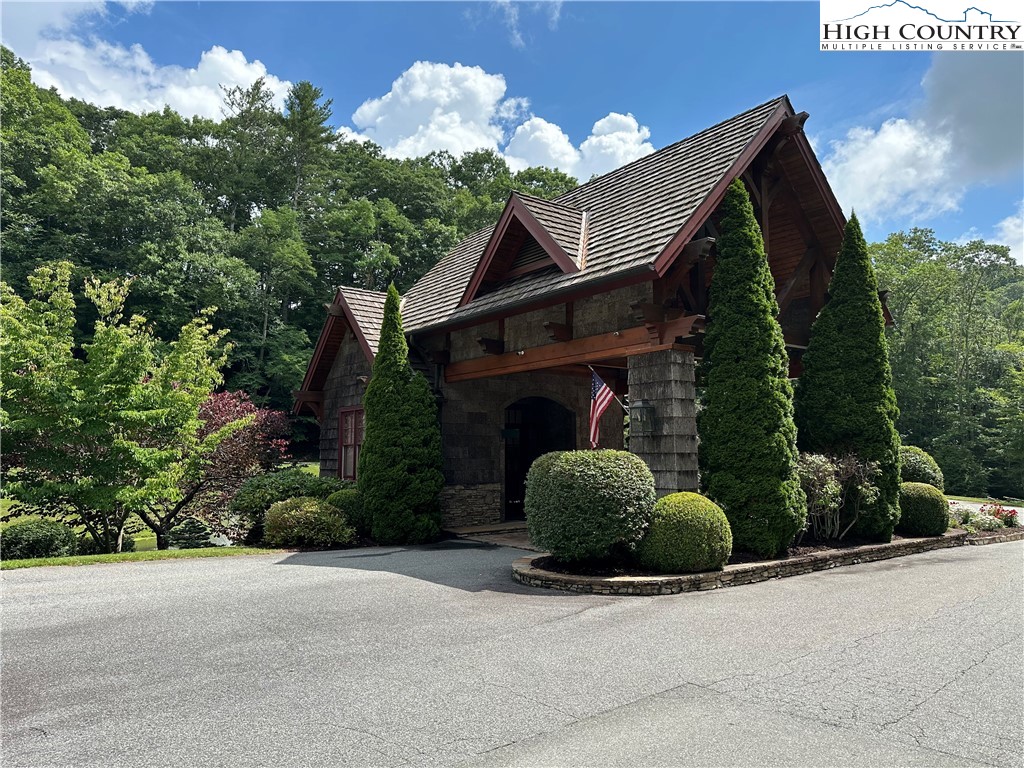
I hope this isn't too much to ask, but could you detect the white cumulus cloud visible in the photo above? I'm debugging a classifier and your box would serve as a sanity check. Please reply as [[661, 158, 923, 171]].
[[352, 61, 653, 180], [821, 55, 1023, 227], [993, 201, 1024, 266], [822, 118, 961, 224], [3, 1, 291, 119]]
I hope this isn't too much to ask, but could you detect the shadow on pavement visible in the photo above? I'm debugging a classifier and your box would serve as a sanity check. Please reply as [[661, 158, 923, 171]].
[[274, 538, 562, 595]]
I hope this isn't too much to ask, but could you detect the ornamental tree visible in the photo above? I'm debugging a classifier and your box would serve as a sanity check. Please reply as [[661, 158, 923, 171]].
[[136, 391, 290, 548], [1, 262, 235, 552], [794, 213, 901, 541], [698, 179, 806, 557], [357, 284, 443, 544]]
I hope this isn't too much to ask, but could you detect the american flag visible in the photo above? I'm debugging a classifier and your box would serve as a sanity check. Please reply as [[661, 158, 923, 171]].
[[589, 371, 614, 449]]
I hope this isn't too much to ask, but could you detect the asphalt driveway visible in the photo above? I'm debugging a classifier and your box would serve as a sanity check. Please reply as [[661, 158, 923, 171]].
[[2, 540, 1022, 767]]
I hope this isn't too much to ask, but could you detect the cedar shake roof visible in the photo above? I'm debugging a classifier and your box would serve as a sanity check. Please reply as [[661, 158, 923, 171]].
[[296, 286, 386, 403], [401, 95, 792, 333], [515, 193, 588, 265], [341, 286, 388, 356]]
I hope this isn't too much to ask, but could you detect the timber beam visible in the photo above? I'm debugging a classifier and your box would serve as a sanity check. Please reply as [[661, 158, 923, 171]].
[[776, 247, 820, 314], [445, 326, 693, 383]]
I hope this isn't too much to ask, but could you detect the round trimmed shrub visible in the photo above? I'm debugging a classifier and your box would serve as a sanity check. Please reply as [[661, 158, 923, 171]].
[[525, 450, 656, 563], [1, 518, 78, 560], [636, 493, 732, 574], [900, 446, 944, 491], [231, 468, 350, 542], [326, 489, 369, 538], [896, 482, 948, 537], [263, 497, 355, 548]]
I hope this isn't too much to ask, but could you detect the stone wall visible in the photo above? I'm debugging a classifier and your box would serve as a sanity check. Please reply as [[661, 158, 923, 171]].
[[439, 371, 624, 527], [319, 334, 371, 478], [627, 348, 698, 496]]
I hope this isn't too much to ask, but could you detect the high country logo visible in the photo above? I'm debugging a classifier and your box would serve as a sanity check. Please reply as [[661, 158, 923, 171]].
[[819, 0, 1023, 51]]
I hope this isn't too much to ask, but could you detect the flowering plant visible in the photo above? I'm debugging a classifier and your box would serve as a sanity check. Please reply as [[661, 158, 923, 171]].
[[980, 503, 1019, 528]]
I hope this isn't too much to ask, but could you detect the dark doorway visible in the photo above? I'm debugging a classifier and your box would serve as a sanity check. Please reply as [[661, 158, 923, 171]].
[[503, 397, 575, 521]]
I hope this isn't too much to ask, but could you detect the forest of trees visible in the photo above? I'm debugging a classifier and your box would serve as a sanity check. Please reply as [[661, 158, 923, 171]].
[[0, 48, 577, 416], [2, 47, 1021, 498]]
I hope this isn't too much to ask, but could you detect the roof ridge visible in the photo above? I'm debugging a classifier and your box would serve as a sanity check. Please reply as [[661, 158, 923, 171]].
[[553, 94, 790, 205]]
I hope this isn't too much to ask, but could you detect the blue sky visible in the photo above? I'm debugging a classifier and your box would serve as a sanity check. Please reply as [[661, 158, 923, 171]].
[[3, 1, 1022, 260]]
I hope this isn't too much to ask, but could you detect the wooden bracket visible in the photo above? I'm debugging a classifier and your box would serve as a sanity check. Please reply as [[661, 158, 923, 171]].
[[543, 322, 572, 342], [477, 338, 505, 355], [776, 247, 819, 314]]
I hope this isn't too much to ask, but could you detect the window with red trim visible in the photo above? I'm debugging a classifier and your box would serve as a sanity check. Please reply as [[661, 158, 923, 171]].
[[338, 407, 364, 481]]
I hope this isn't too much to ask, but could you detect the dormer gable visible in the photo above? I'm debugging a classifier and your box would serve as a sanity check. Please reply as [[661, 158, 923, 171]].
[[459, 192, 587, 306]]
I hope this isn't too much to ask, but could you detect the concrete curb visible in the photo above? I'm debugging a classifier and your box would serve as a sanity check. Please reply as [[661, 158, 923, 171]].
[[511, 529, 1023, 595]]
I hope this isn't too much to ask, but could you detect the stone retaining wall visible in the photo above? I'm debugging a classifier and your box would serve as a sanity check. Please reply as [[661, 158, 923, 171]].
[[511, 530, 984, 596]]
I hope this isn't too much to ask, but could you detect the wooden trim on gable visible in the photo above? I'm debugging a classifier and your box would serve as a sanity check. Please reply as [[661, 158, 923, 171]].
[[459, 193, 581, 307], [652, 101, 791, 276]]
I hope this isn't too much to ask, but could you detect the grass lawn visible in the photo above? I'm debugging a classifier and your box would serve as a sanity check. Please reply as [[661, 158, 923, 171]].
[[946, 494, 1024, 507], [1, 546, 280, 570], [296, 461, 319, 476]]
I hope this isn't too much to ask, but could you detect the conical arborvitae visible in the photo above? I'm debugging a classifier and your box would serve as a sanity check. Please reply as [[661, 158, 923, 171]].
[[698, 179, 806, 557], [358, 284, 444, 544], [794, 214, 901, 540]]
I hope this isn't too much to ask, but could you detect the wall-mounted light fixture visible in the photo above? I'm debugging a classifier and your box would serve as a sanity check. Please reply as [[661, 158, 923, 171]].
[[630, 398, 656, 435]]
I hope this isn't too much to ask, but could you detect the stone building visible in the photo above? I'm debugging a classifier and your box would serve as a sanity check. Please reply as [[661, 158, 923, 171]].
[[295, 95, 852, 529]]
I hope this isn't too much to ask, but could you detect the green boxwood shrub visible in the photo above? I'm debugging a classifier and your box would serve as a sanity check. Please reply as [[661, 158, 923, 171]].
[[896, 482, 948, 537], [231, 468, 350, 542], [525, 449, 656, 563], [263, 497, 355, 548], [1, 518, 78, 560], [635, 492, 732, 574], [900, 446, 944, 491], [326, 489, 369, 538]]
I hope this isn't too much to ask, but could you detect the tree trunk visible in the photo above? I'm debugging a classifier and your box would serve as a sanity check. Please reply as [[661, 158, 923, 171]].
[[156, 530, 170, 550]]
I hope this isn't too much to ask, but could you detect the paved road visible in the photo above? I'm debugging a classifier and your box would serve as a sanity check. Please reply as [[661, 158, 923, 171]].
[[2, 540, 1022, 767]]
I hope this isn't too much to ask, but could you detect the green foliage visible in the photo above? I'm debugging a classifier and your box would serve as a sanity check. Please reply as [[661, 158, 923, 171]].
[[168, 518, 216, 549], [796, 454, 844, 540], [524, 450, 656, 563], [968, 512, 1004, 532], [795, 214, 901, 541], [230, 468, 348, 541], [896, 482, 948, 537], [635, 492, 732, 574], [0, 51, 576, 416], [870, 229, 1023, 499], [326, 489, 368, 538], [0, 518, 78, 560], [698, 179, 806, 557], [77, 533, 135, 555], [900, 446, 944, 490], [358, 285, 444, 545], [1, 263, 230, 553], [263, 497, 355, 548]]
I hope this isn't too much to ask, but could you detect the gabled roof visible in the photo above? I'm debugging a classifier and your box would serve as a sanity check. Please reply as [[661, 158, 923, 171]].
[[402, 95, 824, 333], [460, 192, 586, 306], [296, 286, 386, 399]]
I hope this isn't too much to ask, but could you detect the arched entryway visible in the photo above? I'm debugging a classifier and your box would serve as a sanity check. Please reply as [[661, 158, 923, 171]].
[[503, 397, 575, 520]]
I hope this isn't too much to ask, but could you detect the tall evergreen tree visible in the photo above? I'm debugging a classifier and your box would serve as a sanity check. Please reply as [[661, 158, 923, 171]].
[[795, 214, 901, 540], [698, 179, 806, 557], [358, 285, 443, 544]]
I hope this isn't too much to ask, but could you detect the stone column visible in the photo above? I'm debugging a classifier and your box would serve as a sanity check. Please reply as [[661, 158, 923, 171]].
[[627, 348, 698, 496]]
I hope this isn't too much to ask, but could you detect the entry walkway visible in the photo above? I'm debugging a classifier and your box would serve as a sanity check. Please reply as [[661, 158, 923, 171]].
[[446, 521, 539, 551]]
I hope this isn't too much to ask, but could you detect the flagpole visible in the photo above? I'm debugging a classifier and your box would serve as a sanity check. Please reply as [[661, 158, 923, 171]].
[[587, 365, 628, 413]]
